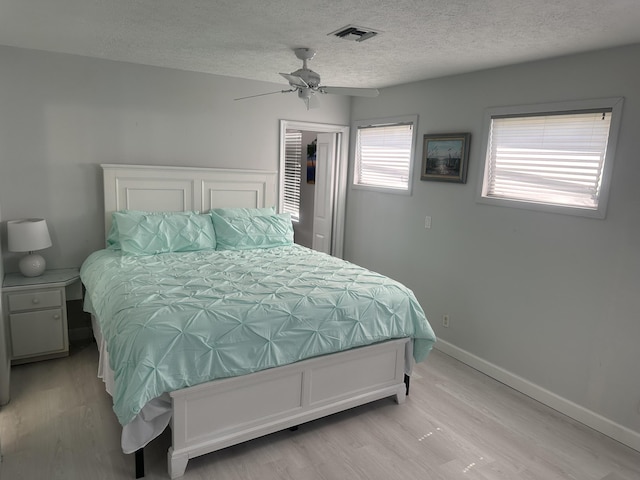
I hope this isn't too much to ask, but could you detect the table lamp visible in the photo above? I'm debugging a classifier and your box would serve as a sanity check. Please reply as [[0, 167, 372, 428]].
[[7, 218, 53, 277]]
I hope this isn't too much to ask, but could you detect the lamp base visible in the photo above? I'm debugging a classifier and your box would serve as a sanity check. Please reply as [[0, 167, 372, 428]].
[[19, 253, 46, 277]]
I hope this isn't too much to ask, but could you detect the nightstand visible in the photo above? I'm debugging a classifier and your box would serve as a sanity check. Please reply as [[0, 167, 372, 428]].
[[2, 268, 80, 364]]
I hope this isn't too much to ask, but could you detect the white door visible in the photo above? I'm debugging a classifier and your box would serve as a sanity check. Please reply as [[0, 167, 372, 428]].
[[312, 133, 338, 254]]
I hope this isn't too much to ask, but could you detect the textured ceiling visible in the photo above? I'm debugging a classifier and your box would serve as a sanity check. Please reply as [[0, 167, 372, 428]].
[[1, 0, 640, 89]]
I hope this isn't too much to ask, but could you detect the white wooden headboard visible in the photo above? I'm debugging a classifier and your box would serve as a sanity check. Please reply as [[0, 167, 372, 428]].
[[101, 164, 278, 234]]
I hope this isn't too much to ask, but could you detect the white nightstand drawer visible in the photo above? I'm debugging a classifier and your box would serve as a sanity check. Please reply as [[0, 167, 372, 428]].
[[7, 290, 62, 312], [9, 309, 66, 358]]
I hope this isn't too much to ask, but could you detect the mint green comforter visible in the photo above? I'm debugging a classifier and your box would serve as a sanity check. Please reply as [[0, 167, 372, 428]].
[[81, 245, 436, 425]]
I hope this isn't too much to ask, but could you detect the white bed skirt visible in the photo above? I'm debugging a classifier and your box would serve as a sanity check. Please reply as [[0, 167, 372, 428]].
[[93, 316, 172, 453]]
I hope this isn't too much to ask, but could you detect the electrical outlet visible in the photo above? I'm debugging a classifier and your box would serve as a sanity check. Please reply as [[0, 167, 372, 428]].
[[424, 216, 432, 229], [442, 314, 450, 328]]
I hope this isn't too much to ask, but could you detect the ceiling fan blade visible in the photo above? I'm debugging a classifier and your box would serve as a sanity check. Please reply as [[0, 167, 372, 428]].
[[234, 89, 294, 101], [320, 86, 379, 97], [280, 73, 308, 88]]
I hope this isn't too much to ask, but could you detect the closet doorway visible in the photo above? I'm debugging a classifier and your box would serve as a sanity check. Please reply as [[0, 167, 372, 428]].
[[278, 121, 350, 258]]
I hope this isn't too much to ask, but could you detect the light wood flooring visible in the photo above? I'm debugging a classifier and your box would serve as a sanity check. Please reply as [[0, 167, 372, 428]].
[[1, 340, 639, 480]]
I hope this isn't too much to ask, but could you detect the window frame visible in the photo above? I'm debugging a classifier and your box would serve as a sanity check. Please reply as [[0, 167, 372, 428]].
[[351, 115, 419, 195], [476, 97, 624, 219]]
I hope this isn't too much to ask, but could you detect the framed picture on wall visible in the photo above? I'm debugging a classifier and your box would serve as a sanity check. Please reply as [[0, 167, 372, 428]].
[[307, 142, 316, 184], [420, 133, 470, 183]]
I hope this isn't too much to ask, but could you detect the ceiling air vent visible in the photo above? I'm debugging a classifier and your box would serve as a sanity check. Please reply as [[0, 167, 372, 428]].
[[329, 25, 380, 42]]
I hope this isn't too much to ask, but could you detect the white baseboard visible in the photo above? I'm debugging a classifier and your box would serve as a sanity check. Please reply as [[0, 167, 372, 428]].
[[434, 339, 640, 453]]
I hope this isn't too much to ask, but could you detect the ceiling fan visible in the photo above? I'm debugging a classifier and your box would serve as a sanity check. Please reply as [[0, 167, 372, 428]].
[[234, 48, 379, 109]]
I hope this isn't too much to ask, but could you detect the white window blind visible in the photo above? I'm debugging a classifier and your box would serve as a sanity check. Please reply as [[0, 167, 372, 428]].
[[483, 110, 613, 211], [284, 131, 301, 221], [355, 121, 414, 191]]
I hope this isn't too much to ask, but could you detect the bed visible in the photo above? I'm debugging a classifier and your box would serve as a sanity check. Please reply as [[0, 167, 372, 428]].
[[81, 164, 436, 478]]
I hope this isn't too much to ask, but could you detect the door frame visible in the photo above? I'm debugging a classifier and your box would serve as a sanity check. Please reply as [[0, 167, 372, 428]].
[[278, 120, 350, 258]]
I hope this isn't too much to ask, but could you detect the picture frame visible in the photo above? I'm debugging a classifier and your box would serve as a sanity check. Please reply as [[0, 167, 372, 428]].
[[420, 133, 470, 183], [306, 142, 316, 184]]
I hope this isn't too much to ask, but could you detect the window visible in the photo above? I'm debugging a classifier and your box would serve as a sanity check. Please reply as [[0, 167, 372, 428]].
[[478, 98, 623, 218], [283, 131, 302, 221], [353, 115, 418, 193]]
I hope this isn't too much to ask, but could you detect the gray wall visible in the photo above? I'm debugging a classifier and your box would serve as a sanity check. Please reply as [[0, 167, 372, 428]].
[[0, 201, 9, 406], [0, 46, 351, 271], [346, 44, 640, 438]]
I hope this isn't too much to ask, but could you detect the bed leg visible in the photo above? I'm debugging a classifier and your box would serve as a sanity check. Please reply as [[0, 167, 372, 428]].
[[168, 447, 189, 479], [404, 374, 410, 396], [135, 448, 144, 478]]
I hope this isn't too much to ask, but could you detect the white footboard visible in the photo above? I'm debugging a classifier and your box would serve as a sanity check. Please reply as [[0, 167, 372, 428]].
[[168, 338, 409, 478]]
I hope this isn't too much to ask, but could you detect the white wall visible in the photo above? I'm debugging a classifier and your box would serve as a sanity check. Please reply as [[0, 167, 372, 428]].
[[0, 46, 351, 271], [346, 44, 640, 446]]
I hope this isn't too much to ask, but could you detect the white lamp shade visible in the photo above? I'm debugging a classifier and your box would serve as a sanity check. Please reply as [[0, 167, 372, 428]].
[[7, 218, 52, 253]]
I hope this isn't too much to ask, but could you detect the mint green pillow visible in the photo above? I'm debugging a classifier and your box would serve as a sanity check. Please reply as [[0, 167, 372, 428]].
[[211, 212, 293, 250], [210, 206, 276, 218], [107, 210, 196, 250], [114, 211, 216, 255], [106, 221, 121, 250]]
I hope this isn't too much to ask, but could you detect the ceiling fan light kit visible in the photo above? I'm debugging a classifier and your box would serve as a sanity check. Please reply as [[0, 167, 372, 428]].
[[234, 47, 379, 109]]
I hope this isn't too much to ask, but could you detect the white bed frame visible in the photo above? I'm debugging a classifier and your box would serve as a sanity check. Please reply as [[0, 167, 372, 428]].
[[100, 164, 410, 478]]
